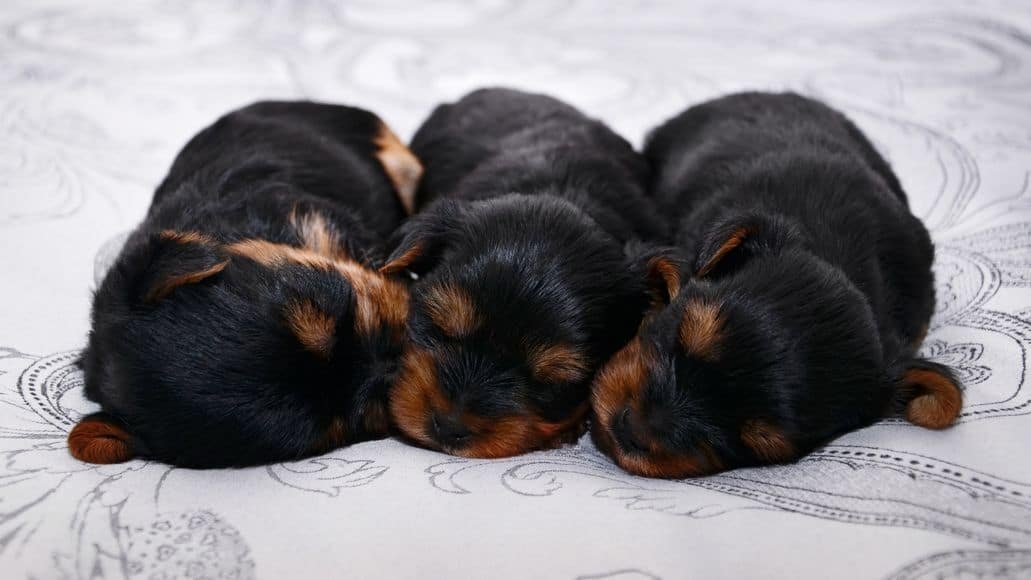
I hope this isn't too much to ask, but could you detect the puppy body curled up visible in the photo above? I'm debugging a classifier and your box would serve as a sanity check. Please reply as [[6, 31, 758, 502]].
[[591, 92, 963, 478], [70, 101, 423, 468], [383, 88, 666, 458]]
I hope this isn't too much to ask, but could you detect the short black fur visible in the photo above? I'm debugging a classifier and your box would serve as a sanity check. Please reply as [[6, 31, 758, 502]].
[[385, 88, 665, 458], [591, 92, 962, 478], [77, 101, 413, 468]]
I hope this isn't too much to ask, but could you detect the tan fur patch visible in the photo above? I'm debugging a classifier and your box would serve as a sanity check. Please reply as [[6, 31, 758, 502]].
[[528, 343, 589, 384], [159, 229, 214, 245], [679, 299, 724, 361], [389, 347, 447, 447], [451, 401, 590, 459], [609, 441, 724, 479], [423, 283, 480, 338], [903, 368, 962, 429], [228, 239, 409, 337], [227, 238, 335, 270], [590, 337, 651, 428], [453, 414, 536, 458], [145, 260, 229, 303], [379, 241, 425, 275], [697, 226, 750, 277], [375, 123, 423, 215], [289, 208, 349, 261], [334, 258, 410, 336], [647, 255, 681, 304], [740, 419, 796, 463], [286, 300, 337, 358], [68, 418, 134, 464]]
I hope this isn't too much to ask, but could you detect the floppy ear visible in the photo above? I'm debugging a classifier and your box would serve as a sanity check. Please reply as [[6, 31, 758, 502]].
[[647, 252, 684, 306], [127, 230, 229, 303], [68, 412, 136, 463], [628, 243, 684, 307], [892, 359, 963, 429], [375, 123, 424, 215], [379, 200, 462, 276], [694, 213, 800, 278]]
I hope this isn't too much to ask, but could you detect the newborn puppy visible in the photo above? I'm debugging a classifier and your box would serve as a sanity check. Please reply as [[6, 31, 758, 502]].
[[591, 92, 962, 478], [382, 88, 666, 458], [69, 101, 423, 468]]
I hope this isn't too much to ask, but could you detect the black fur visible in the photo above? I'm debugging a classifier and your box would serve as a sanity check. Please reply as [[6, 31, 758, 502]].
[[385, 88, 665, 457], [591, 92, 961, 478], [78, 101, 410, 468]]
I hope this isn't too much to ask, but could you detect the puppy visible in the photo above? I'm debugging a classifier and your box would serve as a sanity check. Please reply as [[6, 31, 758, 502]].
[[382, 88, 666, 458], [591, 92, 963, 478], [69, 101, 423, 468]]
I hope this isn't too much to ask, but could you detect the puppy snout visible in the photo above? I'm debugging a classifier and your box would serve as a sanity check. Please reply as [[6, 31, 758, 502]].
[[430, 412, 472, 447], [611, 407, 649, 454]]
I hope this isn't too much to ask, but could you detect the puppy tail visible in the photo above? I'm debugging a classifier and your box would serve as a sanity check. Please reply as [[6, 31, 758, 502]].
[[68, 412, 137, 464], [890, 359, 963, 429]]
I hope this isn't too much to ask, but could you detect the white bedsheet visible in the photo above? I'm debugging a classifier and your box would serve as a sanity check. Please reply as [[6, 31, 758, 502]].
[[2, 1, 1030, 578]]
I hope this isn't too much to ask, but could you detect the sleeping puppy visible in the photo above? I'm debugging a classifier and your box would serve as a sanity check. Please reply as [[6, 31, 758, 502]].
[[591, 92, 963, 478], [382, 88, 666, 458], [69, 101, 423, 468]]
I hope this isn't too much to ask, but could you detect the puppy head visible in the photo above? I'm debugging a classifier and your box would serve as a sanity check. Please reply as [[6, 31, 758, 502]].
[[591, 212, 962, 478], [381, 196, 642, 457], [74, 209, 407, 467]]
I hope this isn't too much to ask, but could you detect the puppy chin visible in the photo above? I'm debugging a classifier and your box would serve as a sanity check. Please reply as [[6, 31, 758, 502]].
[[447, 411, 588, 459], [591, 420, 723, 479]]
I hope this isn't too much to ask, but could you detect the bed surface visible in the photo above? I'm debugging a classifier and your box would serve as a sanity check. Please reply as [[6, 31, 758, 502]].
[[2, 1, 1030, 578]]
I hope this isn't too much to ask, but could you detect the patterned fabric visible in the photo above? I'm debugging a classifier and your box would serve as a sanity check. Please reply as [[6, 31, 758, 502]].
[[1, 1, 1029, 578]]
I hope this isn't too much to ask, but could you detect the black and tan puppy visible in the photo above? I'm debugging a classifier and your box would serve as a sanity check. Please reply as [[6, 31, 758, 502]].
[[591, 92, 963, 478], [381, 88, 666, 458], [69, 101, 422, 468]]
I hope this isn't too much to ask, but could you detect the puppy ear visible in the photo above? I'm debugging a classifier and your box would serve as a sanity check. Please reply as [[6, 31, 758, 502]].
[[694, 213, 800, 278], [375, 123, 424, 215], [628, 243, 684, 307], [380, 200, 461, 276], [892, 359, 963, 429], [646, 252, 683, 306], [127, 230, 229, 303], [68, 412, 136, 463]]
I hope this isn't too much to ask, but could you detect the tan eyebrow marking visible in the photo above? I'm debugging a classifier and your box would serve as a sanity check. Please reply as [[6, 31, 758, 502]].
[[527, 343, 589, 384], [285, 300, 337, 358], [679, 298, 724, 361], [423, 283, 480, 338]]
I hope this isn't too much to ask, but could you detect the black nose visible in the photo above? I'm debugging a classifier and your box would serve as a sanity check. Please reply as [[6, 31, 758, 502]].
[[611, 407, 649, 454], [430, 412, 473, 447]]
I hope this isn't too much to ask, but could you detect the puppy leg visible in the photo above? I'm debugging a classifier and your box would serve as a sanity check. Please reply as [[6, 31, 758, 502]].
[[892, 359, 963, 429], [68, 412, 136, 463]]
